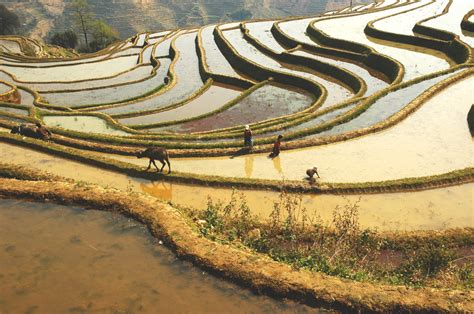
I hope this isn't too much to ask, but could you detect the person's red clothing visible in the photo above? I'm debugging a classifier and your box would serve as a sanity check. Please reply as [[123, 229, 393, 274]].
[[272, 139, 281, 155]]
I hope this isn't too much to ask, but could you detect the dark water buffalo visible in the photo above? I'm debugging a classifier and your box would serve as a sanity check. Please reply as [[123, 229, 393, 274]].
[[136, 147, 171, 174], [10, 123, 52, 141]]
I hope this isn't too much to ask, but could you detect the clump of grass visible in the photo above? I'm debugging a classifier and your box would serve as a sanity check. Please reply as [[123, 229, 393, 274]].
[[189, 189, 472, 289]]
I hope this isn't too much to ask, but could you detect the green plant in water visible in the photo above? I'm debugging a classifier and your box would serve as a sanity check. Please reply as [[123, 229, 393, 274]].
[[397, 243, 458, 286], [191, 188, 471, 289]]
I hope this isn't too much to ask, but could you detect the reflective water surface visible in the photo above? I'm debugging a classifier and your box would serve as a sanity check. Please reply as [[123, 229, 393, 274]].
[[0, 199, 317, 313], [0, 142, 471, 231]]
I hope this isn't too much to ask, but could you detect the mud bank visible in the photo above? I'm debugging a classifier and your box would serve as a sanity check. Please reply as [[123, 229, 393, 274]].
[[0, 177, 471, 312]]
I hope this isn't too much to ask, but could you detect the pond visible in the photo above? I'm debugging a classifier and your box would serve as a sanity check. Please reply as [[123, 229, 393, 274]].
[[0, 199, 315, 313]]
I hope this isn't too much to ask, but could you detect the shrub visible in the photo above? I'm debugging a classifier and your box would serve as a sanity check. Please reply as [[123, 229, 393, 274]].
[[50, 30, 78, 49]]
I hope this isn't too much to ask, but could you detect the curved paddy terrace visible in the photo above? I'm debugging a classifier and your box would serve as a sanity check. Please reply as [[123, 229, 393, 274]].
[[0, 55, 139, 82], [154, 83, 314, 133], [304, 69, 462, 139], [0, 142, 471, 232], [43, 115, 131, 136], [40, 58, 171, 108], [98, 32, 204, 116], [0, 39, 22, 54], [221, 27, 352, 109], [0, 1, 472, 311], [200, 25, 246, 78], [291, 50, 388, 97], [169, 74, 473, 182], [422, 0, 474, 47], [25, 65, 155, 93], [312, 0, 453, 80], [373, 0, 450, 35], [121, 83, 244, 126]]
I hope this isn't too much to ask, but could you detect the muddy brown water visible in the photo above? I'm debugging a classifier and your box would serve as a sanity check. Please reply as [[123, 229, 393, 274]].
[[0, 142, 471, 231], [0, 199, 318, 313]]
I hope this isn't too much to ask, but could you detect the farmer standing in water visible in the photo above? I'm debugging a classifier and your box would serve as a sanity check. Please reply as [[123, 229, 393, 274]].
[[269, 134, 283, 158], [243, 125, 253, 149]]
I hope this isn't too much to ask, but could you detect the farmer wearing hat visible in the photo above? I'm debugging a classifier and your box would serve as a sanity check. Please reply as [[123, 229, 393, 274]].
[[243, 125, 253, 148]]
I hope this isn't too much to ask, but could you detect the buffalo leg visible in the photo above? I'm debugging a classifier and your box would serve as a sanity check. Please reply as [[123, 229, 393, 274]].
[[159, 160, 166, 172], [152, 160, 160, 172]]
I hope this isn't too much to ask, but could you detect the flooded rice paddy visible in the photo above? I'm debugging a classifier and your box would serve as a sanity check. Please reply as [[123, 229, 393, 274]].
[[200, 25, 243, 78], [374, 0, 449, 35], [0, 39, 22, 54], [0, 199, 315, 313], [157, 83, 314, 133], [42, 115, 131, 136], [99, 33, 204, 116], [40, 58, 171, 108], [292, 50, 388, 96], [0, 106, 28, 116], [0, 4, 472, 309], [169, 74, 473, 182], [0, 142, 471, 232], [314, 0, 452, 80], [277, 18, 322, 45], [153, 34, 176, 57], [1, 55, 139, 82], [0, 82, 12, 94], [306, 70, 460, 138], [121, 83, 243, 126], [423, 0, 474, 47], [222, 28, 352, 108], [245, 21, 285, 53], [26, 65, 154, 93], [255, 103, 359, 139]]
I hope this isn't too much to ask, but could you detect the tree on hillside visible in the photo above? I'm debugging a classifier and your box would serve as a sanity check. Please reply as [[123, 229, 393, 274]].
[[89, 20, 119, 51], [0, 5, 20, 35], [71, 0, 94, 49], [50, 30, 78, 49]]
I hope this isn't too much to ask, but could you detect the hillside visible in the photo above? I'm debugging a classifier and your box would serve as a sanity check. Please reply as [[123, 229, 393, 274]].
[[3, 0, 353, 40]]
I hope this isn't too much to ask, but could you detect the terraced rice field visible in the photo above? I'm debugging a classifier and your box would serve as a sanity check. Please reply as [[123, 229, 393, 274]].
[[0, 0, 472, 311]]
